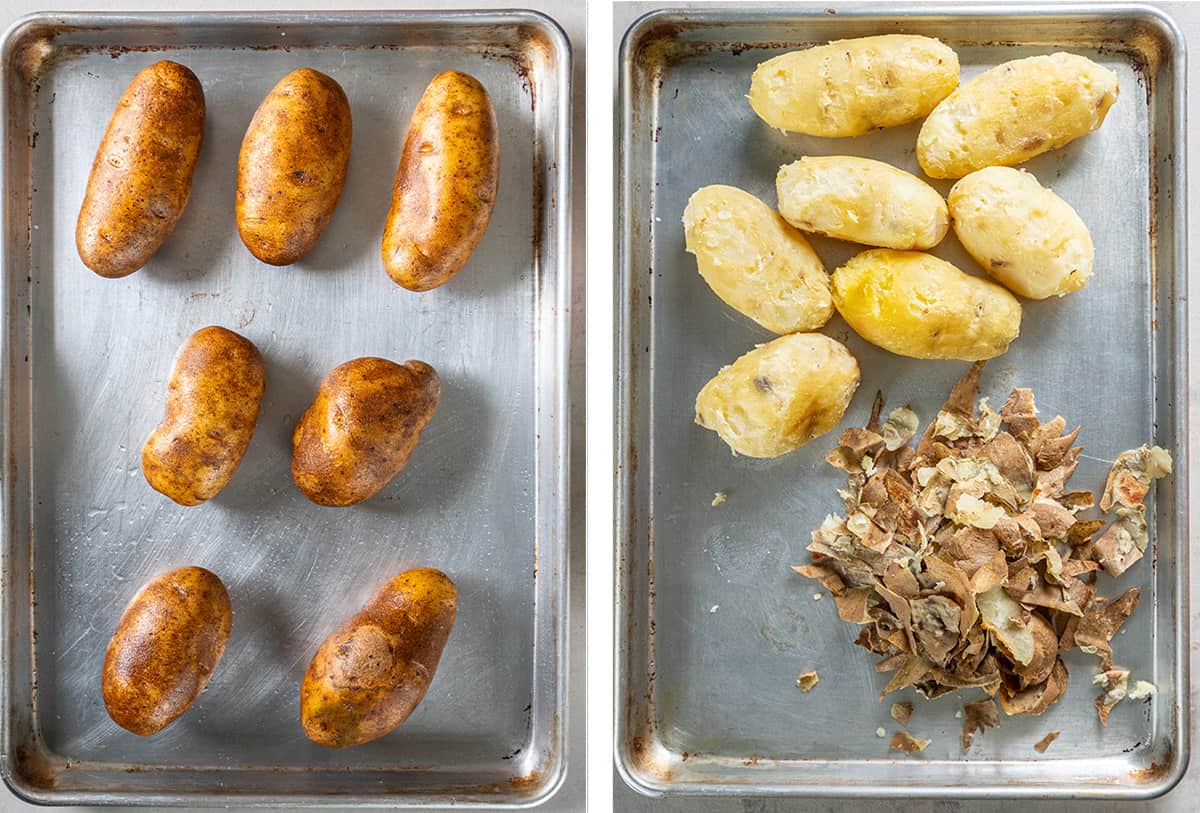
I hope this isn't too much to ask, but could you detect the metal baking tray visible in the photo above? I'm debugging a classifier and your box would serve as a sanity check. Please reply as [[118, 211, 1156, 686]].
[[615, 3, 1187, 799], [0, 10, 570, 807]]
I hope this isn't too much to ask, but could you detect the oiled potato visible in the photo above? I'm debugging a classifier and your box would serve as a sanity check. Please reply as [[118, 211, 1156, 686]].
[[776, 156, 948, 249], [683, 185, 832, 334], [237, 68, 352, 265], [695, 333, 860, 458], [382, 71, 498, 291], [292, 357, 440, 506], [918, 53, 1119, 179], [832, 249, 1022, 361], [142, 326, 265, 506], [949, 166, 1094, 299], [102, 567, 231, 736], [301, 567, 457, 748], [76, 61, 205, 278], [749, 35, 959, 137]]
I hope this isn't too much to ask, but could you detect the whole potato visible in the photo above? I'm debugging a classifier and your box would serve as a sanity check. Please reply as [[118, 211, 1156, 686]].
[[776, 156, 949, 250], [918, 53, 1119, 179], [102, 566, 231, 736], [142, 326, 265, 506], [695, 333, 860, 458], [292, 357, 440, 506], [832, 249, 1022, 361], [237, 68, 352, 265], [748, 35, 959, 137], [76, 61, 205, 278], [683, 184, 832, 334], [301, 567, 457, 748], [382, 71, 498, 291], [948, 166, 1094, 299]]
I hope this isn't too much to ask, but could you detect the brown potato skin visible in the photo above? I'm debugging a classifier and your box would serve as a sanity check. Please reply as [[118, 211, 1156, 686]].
[[76, 61, 205, 278], [292, 357, 440, 507], [301, 567, 457, 748], [102, 566, 232, 736], [142, 326, 265, 506], [382, 71, 499, 291], [236, 68, 352, 265]]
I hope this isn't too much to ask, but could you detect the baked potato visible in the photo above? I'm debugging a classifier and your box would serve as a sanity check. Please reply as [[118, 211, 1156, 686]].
[[76, 61, 205, 278], [142, 326, 265, 506], [301, 567, 457, 748], [382, 71, 498, 291], [682, 184, 832, 334], [695, 333, 860, 458], [236, 68, 352, 265], [292, 357, 441, 506]]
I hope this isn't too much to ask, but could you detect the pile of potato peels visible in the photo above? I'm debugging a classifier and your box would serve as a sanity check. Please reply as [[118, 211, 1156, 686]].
[[795, 362, 1170, 742]]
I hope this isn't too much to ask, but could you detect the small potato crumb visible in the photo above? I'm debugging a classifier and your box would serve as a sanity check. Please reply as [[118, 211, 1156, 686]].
[[711, 491, 728, 507], [812, 593, 823, 601], [1034, 731, 1061, 753], [709, 605, 719, 614], [796, 670, 819, 691], [876, 727, 886, 738]]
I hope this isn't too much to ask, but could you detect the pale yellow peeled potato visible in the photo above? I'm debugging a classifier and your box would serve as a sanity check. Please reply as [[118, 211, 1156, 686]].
[[776, 156, 949, 250], [682, 185, 832, 334], [831, 249, 1022, 361], [695, 333, 860, 458], [748, 35, 959, 137], [918, 53, 1119, 179], [948, 166, 1094, 299]]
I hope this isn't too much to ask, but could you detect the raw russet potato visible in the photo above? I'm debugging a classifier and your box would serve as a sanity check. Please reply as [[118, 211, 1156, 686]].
[[682, 184, 832, 334], [776, 156, 949, 250], [831, 249, 1022, 361], [748, 35, 959, 137], [695, 333, 860, 458], [948, 166, 1094, 299], [917, 53, 1119, 179]]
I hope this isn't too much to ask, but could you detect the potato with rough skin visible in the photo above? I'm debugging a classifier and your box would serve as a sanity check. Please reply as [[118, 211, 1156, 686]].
[[142, 326, 265, 506], [918, 53, 1119, 179], [102, 567, 231, 736], [292, 357, 440, 506], [948, 166, 1094, 299], [695, 333, 860, 458], [832, 249, 1022, 361], [301, 567, 457, 748], [776, 156, 949, 250], [683, 185, 832, 334], [76, 61, 205, 278], [382, 71, 498, 291], [236, 68, 352, 265], [749, 35, 959, 137]]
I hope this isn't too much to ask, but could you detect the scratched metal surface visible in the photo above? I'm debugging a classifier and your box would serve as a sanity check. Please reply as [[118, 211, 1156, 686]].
[[0, 11, 570, 807], [616, 4, 1188, 799]]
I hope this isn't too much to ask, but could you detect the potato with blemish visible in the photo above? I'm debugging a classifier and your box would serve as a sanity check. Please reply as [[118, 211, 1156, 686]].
[[948, 166, 1094, 299], [292, 357, 440, 506], [832, 249, 1022, 361], [776, 156, 949, 250], [918, 53, 1119, 179], [142, 326, 265, 506], [301, 567, 457, 748], [748, 35, 959, 137], [102, 566, 231, 735], [683, 184, 832, 334], [382, 71, 499, 291], [76, 61, 205, 278], [695, 333, 860, 458], [236, 68, 352, 265]]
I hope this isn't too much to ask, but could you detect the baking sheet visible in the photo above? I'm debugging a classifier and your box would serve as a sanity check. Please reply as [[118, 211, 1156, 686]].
[[616, 4, 1187, 799], [0, 10, 570, 807]]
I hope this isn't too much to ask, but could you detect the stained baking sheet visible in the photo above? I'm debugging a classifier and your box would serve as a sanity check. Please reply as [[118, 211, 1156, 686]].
[[616, 3, 1187, 799], [0, 10, 570, 807]]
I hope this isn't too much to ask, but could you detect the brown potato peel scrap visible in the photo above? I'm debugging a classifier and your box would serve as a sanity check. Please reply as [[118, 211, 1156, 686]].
[[961, 698, 999, 749], [796, 670, 820, 692], [890, 702, 914, 726], [889, 731, 930, 754], [1033, 731, 1060, 753]]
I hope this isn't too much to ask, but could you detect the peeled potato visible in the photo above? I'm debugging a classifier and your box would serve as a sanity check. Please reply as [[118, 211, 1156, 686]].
[[918, 53, 1119, 179], [695, 333, 860, 458], [948, 166, 1094, 299], [776, 156, 948, 250], [831, 249, 1022, 361], [682, 184, 832, 334]]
